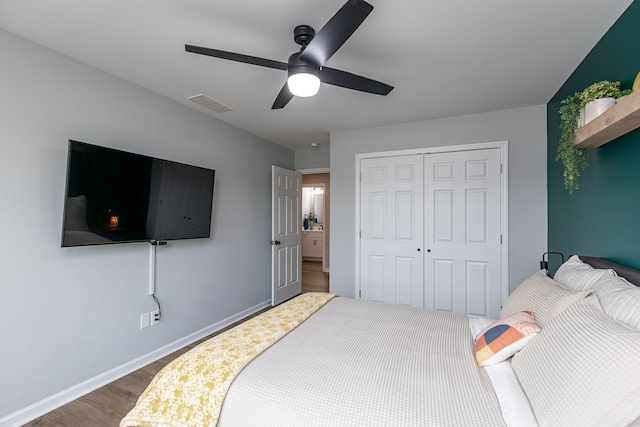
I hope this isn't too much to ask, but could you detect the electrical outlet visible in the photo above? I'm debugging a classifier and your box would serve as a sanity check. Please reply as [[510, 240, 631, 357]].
[[151, 309, 160, 325], [140, 312, 150, 329]]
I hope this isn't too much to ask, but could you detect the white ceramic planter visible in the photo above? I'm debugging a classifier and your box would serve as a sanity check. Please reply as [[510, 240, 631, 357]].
[[578, 107, 585, 128], [583, 97, 616, 125]]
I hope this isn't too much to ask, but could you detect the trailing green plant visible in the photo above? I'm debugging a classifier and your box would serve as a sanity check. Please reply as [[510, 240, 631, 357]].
[[618, 88, 633, 98], [556, 80, 621, 194], [556, 92, 589, 193], [579, 80, 620, 106]]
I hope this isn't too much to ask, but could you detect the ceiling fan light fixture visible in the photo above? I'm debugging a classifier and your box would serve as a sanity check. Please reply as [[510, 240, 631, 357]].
[[186, 0, 392, 110], [287, 66, 320, 97]]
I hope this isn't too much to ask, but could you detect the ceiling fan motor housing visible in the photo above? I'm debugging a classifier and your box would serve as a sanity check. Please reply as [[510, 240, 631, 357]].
[[293, 25, 315, 46], [288, 52, 319, 76]]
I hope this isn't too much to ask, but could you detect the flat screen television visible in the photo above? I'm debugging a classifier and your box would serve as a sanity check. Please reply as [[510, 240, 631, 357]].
[[61, 140, 215, 247]]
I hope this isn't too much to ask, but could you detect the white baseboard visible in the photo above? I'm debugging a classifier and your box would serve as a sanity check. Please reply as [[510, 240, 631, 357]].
[[0, 299, 271, 427]]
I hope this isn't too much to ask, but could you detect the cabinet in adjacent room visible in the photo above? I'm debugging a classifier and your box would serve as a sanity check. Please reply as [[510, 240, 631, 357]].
[[302, 231, 323, 259]]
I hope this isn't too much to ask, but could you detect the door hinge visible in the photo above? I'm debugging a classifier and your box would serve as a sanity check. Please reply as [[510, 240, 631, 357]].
[[500, 164, 503, 174], [359, 289, 362, 298], [500, 234, 503, 244], [359, 172, 362, 181], [359, 231, 362, 239]]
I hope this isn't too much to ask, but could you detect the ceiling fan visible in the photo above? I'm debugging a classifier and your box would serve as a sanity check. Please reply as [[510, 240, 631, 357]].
[[185, 0, 394, 109]]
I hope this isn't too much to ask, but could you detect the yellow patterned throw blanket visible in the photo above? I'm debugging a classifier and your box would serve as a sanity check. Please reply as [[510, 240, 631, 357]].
[[120, 292, 337, 427]]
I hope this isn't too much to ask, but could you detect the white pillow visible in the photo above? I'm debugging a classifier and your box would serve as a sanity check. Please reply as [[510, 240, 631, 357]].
[[468, 315, 496, 337], [501, 270, 589, 326], [553, 255, 613, 291], [483, 362, 538, 427], [467, 316, 538, 427], [511, 295, 640, 426], [593, 273, 640, 329]]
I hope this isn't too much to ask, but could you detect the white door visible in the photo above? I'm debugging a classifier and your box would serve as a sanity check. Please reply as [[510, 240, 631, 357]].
[[424, 148, 502, 318], [272, 166, 302, 306], [360, 155, 424, 308]]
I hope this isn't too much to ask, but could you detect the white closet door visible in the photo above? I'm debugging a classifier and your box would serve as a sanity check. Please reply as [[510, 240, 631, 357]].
[[360, 155, 424, 308], [424, 148, 502, 318]]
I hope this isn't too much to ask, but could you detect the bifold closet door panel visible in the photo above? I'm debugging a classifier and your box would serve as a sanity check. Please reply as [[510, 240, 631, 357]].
[[360, 155, 425, 308], [423, 148, 502, 318]]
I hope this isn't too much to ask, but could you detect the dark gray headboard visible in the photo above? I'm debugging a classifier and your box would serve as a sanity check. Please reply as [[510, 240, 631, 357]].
[[580, 256, 640, 287]]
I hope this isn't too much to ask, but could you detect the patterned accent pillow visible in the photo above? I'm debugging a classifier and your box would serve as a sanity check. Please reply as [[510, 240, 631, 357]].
[[501, 270, 590, 327], [475, 311, 540, 367], [554, 255, 613, 291]]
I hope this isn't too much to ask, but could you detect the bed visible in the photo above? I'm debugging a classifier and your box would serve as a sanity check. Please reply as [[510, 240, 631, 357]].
[[121, 256, 640, 427]]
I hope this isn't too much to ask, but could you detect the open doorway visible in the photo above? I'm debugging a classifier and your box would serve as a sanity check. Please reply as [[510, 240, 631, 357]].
[[302, 185, 324, 256], [300, 171, 330, 293], [301, 173, 330, 272]]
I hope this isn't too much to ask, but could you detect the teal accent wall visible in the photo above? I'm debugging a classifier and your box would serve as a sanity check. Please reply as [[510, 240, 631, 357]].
[[548, 1, 640, 271]]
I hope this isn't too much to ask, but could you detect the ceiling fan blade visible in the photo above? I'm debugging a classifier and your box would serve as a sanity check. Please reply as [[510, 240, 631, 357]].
[[185, 45, 288, 70], [272, 83, 295, 109], [320, 67, 393, 95], [299, 0, 373, 67]]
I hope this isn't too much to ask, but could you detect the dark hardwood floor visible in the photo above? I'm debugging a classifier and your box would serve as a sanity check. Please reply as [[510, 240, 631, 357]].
[[22, 261, 328, 426], [301, 260, 329, 293]]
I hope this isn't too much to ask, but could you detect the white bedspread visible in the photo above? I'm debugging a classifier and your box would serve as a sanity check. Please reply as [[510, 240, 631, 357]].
[[218, 297, 506, 427]]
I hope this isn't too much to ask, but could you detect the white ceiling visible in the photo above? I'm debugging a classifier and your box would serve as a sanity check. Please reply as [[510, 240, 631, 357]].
[[0, 0, 633, 151]]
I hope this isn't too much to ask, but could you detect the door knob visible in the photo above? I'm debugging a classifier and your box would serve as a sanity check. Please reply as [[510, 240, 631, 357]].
[[270, 240, 281, 245]]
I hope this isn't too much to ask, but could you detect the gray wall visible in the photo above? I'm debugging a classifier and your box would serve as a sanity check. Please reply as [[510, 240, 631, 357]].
[[295, 146, 330, 170], [0, 28, 293, 419], [330, 105, 547, 298]]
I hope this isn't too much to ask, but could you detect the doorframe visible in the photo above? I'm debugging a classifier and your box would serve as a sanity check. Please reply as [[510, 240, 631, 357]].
[[355, 140, 509, 306], [297, 167, 330, 174], [301, 183, 327, 271], [298, 168, 331, 273]]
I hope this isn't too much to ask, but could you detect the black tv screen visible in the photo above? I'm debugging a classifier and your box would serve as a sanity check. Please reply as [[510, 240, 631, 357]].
[[61, 140, 215, 247]]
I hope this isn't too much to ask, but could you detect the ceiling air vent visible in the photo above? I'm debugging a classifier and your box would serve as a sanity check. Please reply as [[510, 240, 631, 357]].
[[188, 94, 233, 113]]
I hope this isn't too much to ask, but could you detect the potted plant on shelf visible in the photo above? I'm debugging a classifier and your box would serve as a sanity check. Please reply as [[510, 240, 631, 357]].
[[556, 80, 621, 194], [617, 88, 633, 103], [580, 80, 620, 125]]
